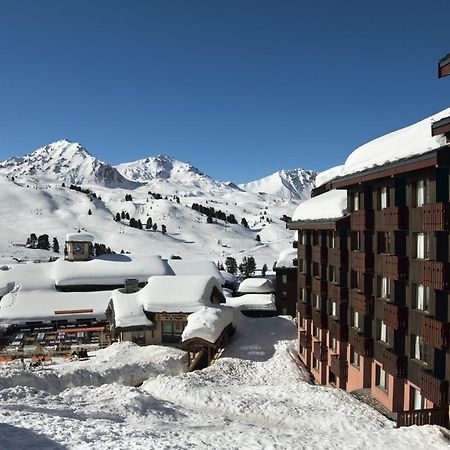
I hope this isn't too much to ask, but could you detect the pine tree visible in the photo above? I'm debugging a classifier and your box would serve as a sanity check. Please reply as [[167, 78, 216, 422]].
[[52, 237, 60, 253], [125, 212, 130, 220], [239, 256, 256, 277], [137, 219, 143, 230], [88, 209, 92, 215], [115, 212, 121, 221], [129, 217, 136, 228], [146, 217, 153, 229], [37, 234, 50, 250], [256, 234, 261, 242], [29, 233, 38, 249], [225, 257, 238, 275], [161, 224, 167, 234], [261, 263, 268, 277], [152, 223, 157, 231], [121, 211, 126, 220], [241, 217, 249, 228], [207, 215, 213, 224]]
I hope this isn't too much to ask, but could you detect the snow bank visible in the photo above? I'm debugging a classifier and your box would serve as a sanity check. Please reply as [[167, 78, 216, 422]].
[[237, 277, 274, 294], [226, 293, 276, 311], [275, 248, 297, 269], [292, 189, 347, 221], [341, 107, 450, 177], [182, 305, 234, 343]]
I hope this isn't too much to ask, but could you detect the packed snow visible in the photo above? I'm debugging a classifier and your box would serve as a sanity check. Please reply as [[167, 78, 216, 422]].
[[292, 189, 348, 221], [1, 316, 444, 449]]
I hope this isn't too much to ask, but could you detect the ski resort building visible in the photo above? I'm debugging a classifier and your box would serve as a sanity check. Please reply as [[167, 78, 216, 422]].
[[288, 57, 450, 427], [274, 248, 298, 317]]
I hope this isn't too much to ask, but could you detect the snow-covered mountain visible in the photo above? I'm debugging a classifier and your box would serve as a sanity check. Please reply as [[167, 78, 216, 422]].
[[0, 140, 134, 187], [239, 168, 316, 201]]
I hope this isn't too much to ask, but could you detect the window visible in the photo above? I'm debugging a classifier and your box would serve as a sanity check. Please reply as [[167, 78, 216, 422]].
[[350, 349, 360, 369], [351, 310, 360, 329], [312, 232, 319, 246], [375, 364, 388, 392], [351, 231, 362, 251], [282, 291, 288, 298], [351, 270, 363, 290], [410, 387, 425, 411], [131, 331, 146, 345], [412, 334, 428, 364], [312, 294, 320, 309], [282, 274, 288, 284], [377, 320, 388, 344], [415, 233, 428, 259], [330, 301, 337, 318], [162, 320, 186, 344], [353, 192, 360, 211], [377, 232, 391, 254], [329, 265, 337, 283], [313, 262, 319, 277], [380, 187, 389, 209], [329, 336, 337, 352], [416, 180, 426, 207], [312, 356, 319, 371], [413, 284, 429, 312], [330, 231, 336, 249], [313, 325, 319, 338], [299, 259, 305, 272], [301, 232, 307, 245], [378, 276, 390, 300]]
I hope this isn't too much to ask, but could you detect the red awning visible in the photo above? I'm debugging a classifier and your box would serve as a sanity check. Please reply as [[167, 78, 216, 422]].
[[54, 309, 94, 315], [57, 327, 105, 334]]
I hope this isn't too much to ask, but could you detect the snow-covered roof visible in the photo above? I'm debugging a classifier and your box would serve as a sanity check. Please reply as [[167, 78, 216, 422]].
[[315, 165, 344, 188], [275, 248, 297, 269], [226, 293, 276, 311], [53, 254, 173, 287], [110, 291, 153, 330], [292, 189, 347, 222], [65, 232, 95, 243], [237, 278, 274, 294], [168, 260, 225, 285], [339, 107, 450, 178], [181, 305, 234, 344], [220, 270, 237, 285]]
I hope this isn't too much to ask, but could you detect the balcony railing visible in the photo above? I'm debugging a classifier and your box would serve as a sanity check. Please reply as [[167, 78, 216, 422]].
[[350, 210, 374, 230], [423, 260, 450, 291], [328, 248, 348, 268], [299, 273, 311, 289], [298, 244, 312, 260], [312, 309, 328, 329], [312, 246, 327, 264], [329, 319, 348, 342], [375, 206, 409, 230], [421, 316, 450, 350], [299, 330, 312, 349], [350, 251, 374, 273], [397, 408, 449, 428], [349, 327, 373, 357], [299, 303, 312, 320], [422, 202, 450, 231], [313, 340, 328, 361], [421, 370, 449, 407], [382, 302, 408, 330], [330, 354, 348, 380], [351, 289, 373, 316], [379, 254, 408, 281], [328, 283, 348, 305], [312, 277, 327, 296]]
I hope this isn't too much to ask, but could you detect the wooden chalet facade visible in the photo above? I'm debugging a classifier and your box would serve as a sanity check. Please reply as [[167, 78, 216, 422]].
[[288, 55, 450, 428]]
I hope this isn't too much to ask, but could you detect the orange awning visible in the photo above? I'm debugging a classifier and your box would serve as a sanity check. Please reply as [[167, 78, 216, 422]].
[[57, 327, 105, 334]]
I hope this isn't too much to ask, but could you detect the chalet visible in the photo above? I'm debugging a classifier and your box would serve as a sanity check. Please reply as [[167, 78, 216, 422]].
[[274, 248, 298, 317]]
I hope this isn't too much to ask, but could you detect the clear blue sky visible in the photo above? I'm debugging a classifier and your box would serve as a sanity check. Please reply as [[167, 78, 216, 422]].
[[0, 0, 449, 183]]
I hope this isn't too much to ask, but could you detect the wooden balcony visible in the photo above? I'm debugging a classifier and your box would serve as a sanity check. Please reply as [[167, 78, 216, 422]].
[[330, 354, 348, 380], [299, 273, 311, 289], [349, 327, 373, 357], [350, 251, 374, 273], [379, 254, 408, 281], [397, 408, 449, 428], [350, 210, 374, 230], [376, 343, 407, 378], [329, 319, 348, 342], [438, 53, 450, 78], [422, 202, 450, 231], [351, 289, 373, 316], [421, 316, 450, 350], [312, 277, 327, 296], [375, 206, 408, 230], [328, 283, 348, 305], [312, 309, 328, 329], [313, 340, 328, 361], [299, 303, 312, 320], [298, 244, 312, 260], [328, 248, 348, 268], [421, 370, 449, 407], [381, 302, 408, 330], [312, 246, 327, 264], [299, 330, 312, 349], [423, 260, 450, 291]]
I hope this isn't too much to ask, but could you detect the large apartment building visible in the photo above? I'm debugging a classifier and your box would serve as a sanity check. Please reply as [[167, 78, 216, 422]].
[[288, 54, 450, 426]]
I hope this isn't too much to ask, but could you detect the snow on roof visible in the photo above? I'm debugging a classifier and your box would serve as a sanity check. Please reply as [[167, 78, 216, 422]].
[[65, 232, 95, 243], [168, 259, 225, 285], [275, 248, 297, 269], [0, 288, 110, 324], [315, 165, 344, 188], [220, 270, 237, 285], [292, 189, 347, 222], [110, 290, 153, 330], [181, 305, 234, 344], [226, 293, 276, 311], [237, 278, 274, 294], [53, 254, 173, 287], [340, 107, 450, 178]]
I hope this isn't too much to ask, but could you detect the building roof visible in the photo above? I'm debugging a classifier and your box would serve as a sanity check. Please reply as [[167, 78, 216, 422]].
[[291, 189, 347, 222], [315, 165, 344, 188], [275, 248, 297, 269], [167, 259, 225, 285], [226, 293, 276, 311], [237, 278, 275, 294], [65, 232, 95, 243]]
